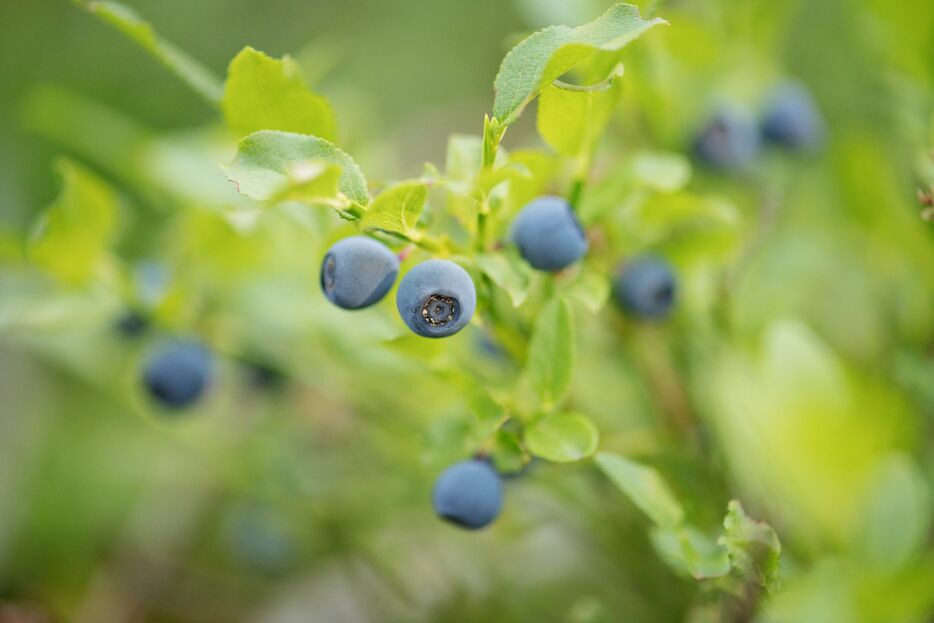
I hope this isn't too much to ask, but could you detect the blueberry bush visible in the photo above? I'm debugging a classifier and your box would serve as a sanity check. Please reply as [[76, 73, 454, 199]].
[[0, 0, 933, 621]]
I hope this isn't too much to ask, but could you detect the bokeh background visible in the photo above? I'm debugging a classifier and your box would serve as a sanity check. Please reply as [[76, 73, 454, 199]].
[[1, 0, 933, 621]]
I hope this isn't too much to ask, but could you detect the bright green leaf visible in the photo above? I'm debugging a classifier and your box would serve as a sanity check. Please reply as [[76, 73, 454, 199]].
[[222, 130, 369, 208], [492, 3, 665, 126], [719, 500, 782, 593], [29, 159, 118, 285], [360, 181, 429, 240], [490, 429, 530, 474], [526, 296, 575, 406], [594, 451, 685, 528], [476, 250, 533, 307], [222, 46, 337, 141], [525, 412, 599, 463], [73, 1, 223, 106], [631, 151, 692, 193], [537, 74, 622, 156]]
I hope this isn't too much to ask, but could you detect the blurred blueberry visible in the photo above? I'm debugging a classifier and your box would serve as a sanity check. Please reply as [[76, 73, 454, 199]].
[[224, 503, 297, 576], [396, 259, 476, 338], [114, 309, 149, 338], [760, 81, 825, 151], [244, 361, 287, 391], [511, 196, 588, 271], [693, 107, 760, 171], [432, 458, 503, 529], [321, 236, 399, 310], [613, 257, 677, 319], [142, 340, 213, 410]]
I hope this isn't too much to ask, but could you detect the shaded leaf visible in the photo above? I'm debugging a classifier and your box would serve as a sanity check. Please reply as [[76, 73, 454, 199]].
[[650, 526, 731, 580], [537, 72, 623, 156], [476, 250, 533, 307], [526, 296, 575, 406], [563, 269, 610, 313], [594, 451, 685, 528], [74, 0, 223, 106]]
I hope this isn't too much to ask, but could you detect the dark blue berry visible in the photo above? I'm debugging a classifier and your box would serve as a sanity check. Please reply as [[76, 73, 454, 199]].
[[142, 340, 212, 410], [761, 82, 825, 151], [432, 458, 503, 530], [321, 236, 399, 310], [396, 259, 476, 338], [693, 107, 760, 171], [511, 196, 588, 272], [613, 257, 677, 319]]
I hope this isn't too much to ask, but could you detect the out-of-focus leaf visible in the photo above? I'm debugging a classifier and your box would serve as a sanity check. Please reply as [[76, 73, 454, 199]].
[[73, 0, 223, 106], [855, 453, 931, 570], [445, 134, 483, 185], [476, 250, 533, 307], [719, 500, 782, 593], [470, 393, 509, 440], [222, 46, 337, 141], [29, 159, 118, 285], [489, 429, 530, 474], [492, 3, 665, 126], [525, 412, 599, 463], [360, 182, 429, 240], [563, 269, 610, 313], [526, 296, 575, 406], [631, 151, 692, 192], [222, 130, 369, 208], [594, 451, 685, 528], [650, 526, 731, 580], [537, 73, 622, 156]]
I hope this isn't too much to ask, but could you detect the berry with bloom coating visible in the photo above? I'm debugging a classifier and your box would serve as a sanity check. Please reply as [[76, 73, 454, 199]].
[[693, 107, 760, 171], [143, 340, 213, 410], [396, 259, 476, 338], [760, 82, 825, 151], [321, 236, 399, 310], [511, 196, 588, 272], [432, 458, 503, 530], [613, 257, 677, 319]]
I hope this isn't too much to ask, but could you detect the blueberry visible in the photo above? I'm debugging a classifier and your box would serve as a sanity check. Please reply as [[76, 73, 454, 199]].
[[142, 340, 213, 409], [693, 107, 760, 171], [432, 458, 503, 530], [511, 196, 588, 271], [321, 236, 399, 310], [760, 82, 825, 151], [396, 259, 476, 338], [613, 257, 677, 319], [114, 309, 149, 337]]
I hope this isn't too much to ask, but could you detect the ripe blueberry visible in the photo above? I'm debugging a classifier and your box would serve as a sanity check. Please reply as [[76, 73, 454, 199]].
[[396, 259, 476, 338], [693, 107, 760, 171], [142, 340, 212, 410], [760, 82, 824, 151], [432, 458, 503, 530], [613, 257, 677, 319], [511, 196, 588, 272], [114, 309, 149, 337], [321, 236, 399, 310]]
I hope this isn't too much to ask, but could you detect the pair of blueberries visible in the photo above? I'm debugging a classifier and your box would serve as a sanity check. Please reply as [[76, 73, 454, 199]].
[[694, 81, 825, 171]]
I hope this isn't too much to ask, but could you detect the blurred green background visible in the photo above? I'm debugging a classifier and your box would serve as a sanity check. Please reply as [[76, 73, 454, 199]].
[[1, 0, 933, 621]]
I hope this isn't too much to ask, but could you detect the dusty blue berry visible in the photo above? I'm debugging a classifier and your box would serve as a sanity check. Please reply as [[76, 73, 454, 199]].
[[761, 82, 824, 151], [511, 196, 588, 272], [142, 340, 212, 410], [396, 259, 476, 338], [613, 257, 677, 319], [321, 236, 399, 310], [693, 107, 760, 171], [432, 458, 503, 530]]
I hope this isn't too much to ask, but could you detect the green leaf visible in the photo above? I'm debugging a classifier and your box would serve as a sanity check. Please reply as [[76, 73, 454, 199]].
[[222, 130, 369, 208], [73, 1, 223, 106], [537, 72, 623, 156], [525, 412, 599, 463], [222, 46, 337, 141], [594, 451, 685, 528], [563, 269, 610, 313], [359, 181, 429, 240], [718, 500, 782, 593], [526, 296, 575, 406], [492, 3, 665, 126], [489, 429, 530, 474], [650, 526, 731, 580], [631, 151, 692, 193], [29, 159, 118, 285], [476, 250, 533, 307]]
